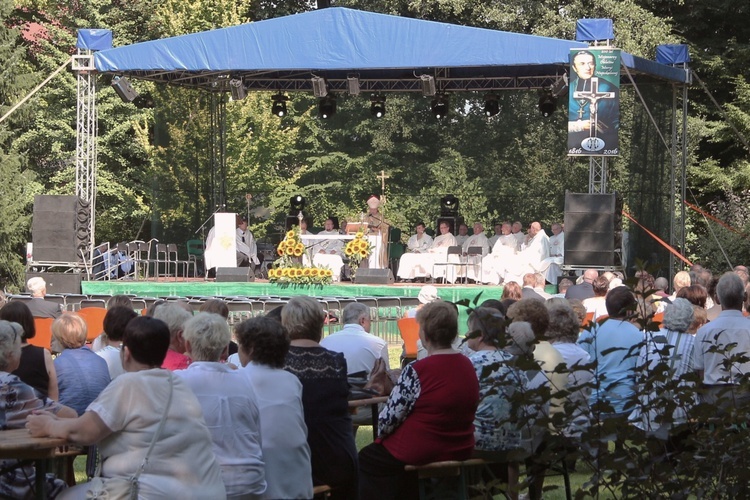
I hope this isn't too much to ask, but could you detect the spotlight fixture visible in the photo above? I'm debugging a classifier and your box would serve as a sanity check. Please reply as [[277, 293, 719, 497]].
[[370, 95, 386, 118], [319, 95, 337, 119], [347, 75, 361, 96], [440, 194, 460, 216], [289, 194, 306, 213], [431, 93, 449, 119], [229, 78, 247, 101], [311, 76, 328, 97], [538, 91, 557, 117], [271, 93, 288, 117], [420, 74, 436, 96], [483, 94, 499, 117]]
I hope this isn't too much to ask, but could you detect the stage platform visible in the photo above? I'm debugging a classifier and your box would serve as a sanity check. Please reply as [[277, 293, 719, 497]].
[[82, 279, 511, 304]]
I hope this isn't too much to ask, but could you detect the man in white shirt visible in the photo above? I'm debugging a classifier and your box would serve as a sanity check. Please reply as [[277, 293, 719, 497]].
[[236, 216, 260, 268], [313, 218, 345, 281], [320, 302, 389, 376], [462, 222, 490, 283], [397, 222, 433, 282]]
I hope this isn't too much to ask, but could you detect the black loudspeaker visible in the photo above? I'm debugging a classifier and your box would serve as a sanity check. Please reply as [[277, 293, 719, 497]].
[[354, 268, 395, 285], [564, 192, 622, 267], [215, 267, 254, 282], [32, 195, 90, 262], [25, 272, 82, 294], [111, 76, 138, 102]]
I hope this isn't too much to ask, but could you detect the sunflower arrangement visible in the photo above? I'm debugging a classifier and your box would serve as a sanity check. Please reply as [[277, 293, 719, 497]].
[[344, 231, 372, 278], [270, 226, 334, 285]]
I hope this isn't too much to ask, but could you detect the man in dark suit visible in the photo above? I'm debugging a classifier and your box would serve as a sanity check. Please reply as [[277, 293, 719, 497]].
[[25, 277, 62, 318], [565, 269, 599, 301], [521, 273, 545, 302]]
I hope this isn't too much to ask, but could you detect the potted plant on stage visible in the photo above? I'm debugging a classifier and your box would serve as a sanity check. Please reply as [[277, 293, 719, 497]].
[[344, 231, 372, 280], [269, 227, 333, 286]]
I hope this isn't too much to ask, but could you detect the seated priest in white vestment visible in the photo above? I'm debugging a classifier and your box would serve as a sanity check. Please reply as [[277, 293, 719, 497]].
[[427, 221, 459, 282], [313, 218, 345, 282], [487, 223, 503, 249], [454, 223, 469, 247], [538, 223, 564, 284], [236, 216, 261, 268], [503, 221, 550, 285], [480, 222, 517, 285], [511, 221, 525, 250], [461, 222, 490, 283], [397, 222, 434, 281]]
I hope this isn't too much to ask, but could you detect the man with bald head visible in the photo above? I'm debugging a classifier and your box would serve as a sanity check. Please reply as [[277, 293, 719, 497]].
[[503, 221, 550, 285], [565, 269, 599, 301]]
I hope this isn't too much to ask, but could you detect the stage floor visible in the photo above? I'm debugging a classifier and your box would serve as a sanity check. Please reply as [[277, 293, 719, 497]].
[[82, 278, 511, 305]]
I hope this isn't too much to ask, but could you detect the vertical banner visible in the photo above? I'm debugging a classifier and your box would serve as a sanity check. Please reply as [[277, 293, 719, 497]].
[[567, 48, 621, 156]]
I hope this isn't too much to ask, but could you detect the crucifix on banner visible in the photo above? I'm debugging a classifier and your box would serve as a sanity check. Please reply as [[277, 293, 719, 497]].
[[573, 76, 616, 152]]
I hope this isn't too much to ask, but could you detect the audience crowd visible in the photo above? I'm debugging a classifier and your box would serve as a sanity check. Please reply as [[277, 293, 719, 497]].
[[2, 264, 750, 499]]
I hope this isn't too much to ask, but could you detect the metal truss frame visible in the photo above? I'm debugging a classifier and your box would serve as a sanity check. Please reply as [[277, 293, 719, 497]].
[[73, 51, 97, 264]]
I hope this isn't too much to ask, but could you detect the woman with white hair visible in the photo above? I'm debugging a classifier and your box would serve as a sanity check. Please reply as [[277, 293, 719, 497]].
[[176, 313, 266, 499], [0, 320, 75, 498], [629, 297, 697, 437]]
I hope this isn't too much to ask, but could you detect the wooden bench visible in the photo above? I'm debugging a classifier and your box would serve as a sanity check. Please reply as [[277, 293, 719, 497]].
[[404, 458, 497, 500]]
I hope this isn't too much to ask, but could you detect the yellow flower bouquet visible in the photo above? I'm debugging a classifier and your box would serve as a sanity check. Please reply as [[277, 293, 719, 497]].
[[344, 231, 373, 278], [270, 226, 333, 286]]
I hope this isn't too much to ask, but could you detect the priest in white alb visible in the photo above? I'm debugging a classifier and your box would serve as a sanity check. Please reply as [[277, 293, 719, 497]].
[[427, 221, 459, 282], [480, 222, 517, 285], [461, 222, 490, 283], [396, 222, 433, 281], [504, 221, 550, 285], [538, 223, 564, 284]]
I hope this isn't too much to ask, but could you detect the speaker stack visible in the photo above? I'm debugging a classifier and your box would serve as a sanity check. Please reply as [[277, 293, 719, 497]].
[[563, 192, 623, 267], [32, 195, 91, 262]]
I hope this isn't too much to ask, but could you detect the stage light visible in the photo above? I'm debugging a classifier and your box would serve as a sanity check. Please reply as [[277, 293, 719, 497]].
[[420, 74, 436, 96], [319, 95, 336, 119], [431, 94, 449, 119], [347, 75, 361, 96], [311, 76, 328, 97], [271, 93, 288, 117], [289, 194, 306, 213], [483, 94, 499, 117], [538, 91, 557, 117], [229, 78, 247, 101], [440, 194, 459, 216], [370, 95, 386, 118]]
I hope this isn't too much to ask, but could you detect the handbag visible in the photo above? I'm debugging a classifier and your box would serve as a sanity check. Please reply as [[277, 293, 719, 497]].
[[363, 358, 395, 396], [86, 372, 174, 500]]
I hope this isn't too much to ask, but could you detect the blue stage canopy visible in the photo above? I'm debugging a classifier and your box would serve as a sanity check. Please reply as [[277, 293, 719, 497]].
[[92, 7, 688, 93]]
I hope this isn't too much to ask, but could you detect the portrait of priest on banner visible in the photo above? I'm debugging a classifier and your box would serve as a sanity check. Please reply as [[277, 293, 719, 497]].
[[567, 49, 620, 156]]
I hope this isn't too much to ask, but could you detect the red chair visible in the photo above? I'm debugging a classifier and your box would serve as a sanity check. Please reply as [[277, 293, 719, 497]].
[[30, 317, 54, 350], [77, 307, 108, 342], [398, 317, 420, 367]]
